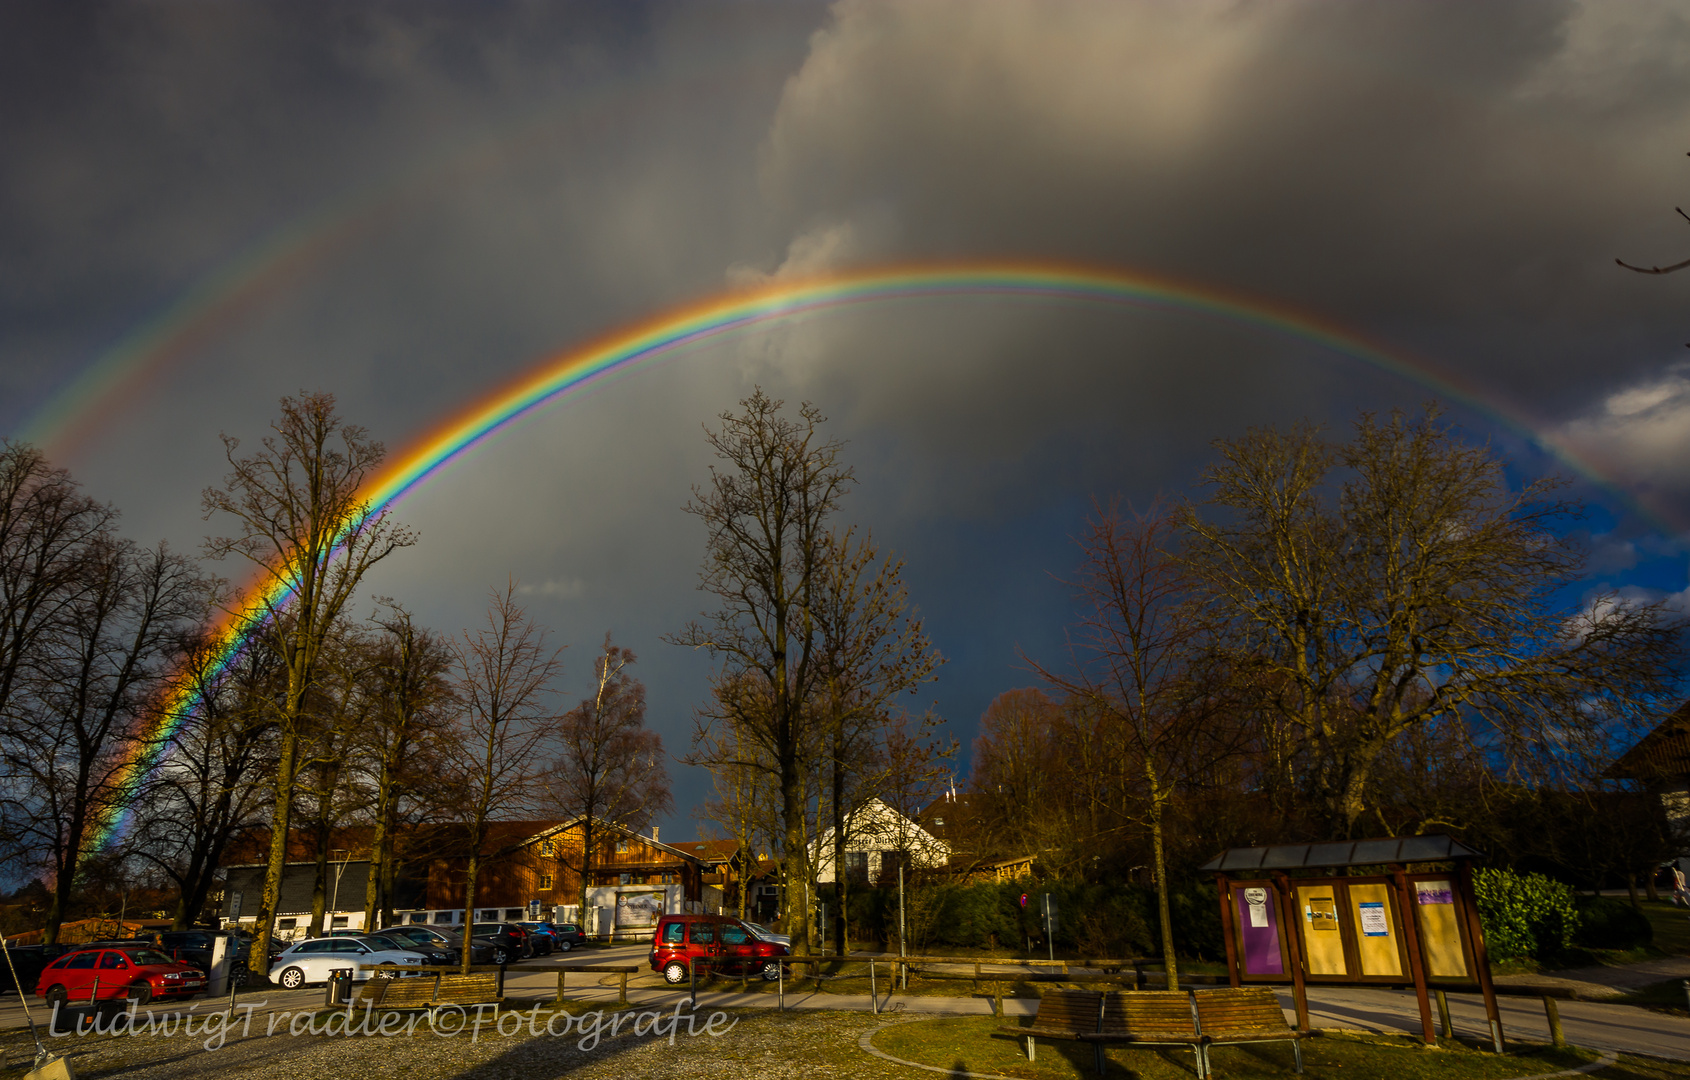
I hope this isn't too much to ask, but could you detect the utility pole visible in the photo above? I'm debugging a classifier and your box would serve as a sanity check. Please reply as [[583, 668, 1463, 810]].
[[898, 862, 907, 990]]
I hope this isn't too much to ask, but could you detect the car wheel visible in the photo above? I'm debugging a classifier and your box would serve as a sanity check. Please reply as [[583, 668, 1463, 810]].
[[662, 961, 688, 985], [43, 984, 67, 1008], [761, 961, 783, 982], [233, 967, 251, 987], [492, 948, 509, 965], [277, 967, 306, 990], [557, 940, 571, 952], [128, 982, 152, 1006]]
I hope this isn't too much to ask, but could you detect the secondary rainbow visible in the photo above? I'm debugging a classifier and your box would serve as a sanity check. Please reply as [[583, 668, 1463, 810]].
[[87, 258, 1613, 850]]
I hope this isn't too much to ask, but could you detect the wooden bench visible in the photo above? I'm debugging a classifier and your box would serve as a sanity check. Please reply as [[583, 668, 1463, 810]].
[[1192, 987, 1304, 1076], [999, 990, 1104, 1064], [433, 972, 503, 1010], [374, 974, 440, 1010], [1081, 991, 1203, 1076], [351, 977, 392, 1008]]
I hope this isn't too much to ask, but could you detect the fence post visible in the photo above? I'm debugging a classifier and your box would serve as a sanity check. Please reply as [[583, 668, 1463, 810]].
[[619, 969, 628, 1007], [870, 958, 878, 1016], [555, 970, 566, 1006], [1543, 996, 1565, 1049], [1434, 989, 1451, 1039]]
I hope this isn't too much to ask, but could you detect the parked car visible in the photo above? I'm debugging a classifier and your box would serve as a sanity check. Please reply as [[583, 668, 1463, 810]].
[[648, 914, 789, 985], [268, 937, 425, 989], [381, 926, 496, 965], [0, 944, 73, 996], [512, 922, 554, 956], [151, 930, 253, 985], [744, 922, 792, 947], [35, 947, 207, 1006], [467, 923, 530, 963], [357, 932, 457, 968], [518, 921, 585, 951]]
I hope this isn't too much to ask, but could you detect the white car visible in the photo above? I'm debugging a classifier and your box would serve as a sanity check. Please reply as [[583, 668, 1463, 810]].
[[268, 937, 424, 989]]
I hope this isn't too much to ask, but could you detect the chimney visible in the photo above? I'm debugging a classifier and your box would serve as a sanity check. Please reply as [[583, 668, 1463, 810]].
[[651, 826, 660, 843]]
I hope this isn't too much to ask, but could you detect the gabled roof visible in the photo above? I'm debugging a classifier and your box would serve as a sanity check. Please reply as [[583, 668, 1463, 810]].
[[1609, 700, 1690, 782], [222, 817, 707, 868], [665, 839, 740, 864]]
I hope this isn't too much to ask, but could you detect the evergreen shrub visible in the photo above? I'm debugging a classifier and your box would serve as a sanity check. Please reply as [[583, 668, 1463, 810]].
[[1471, 867, 1580, 960]]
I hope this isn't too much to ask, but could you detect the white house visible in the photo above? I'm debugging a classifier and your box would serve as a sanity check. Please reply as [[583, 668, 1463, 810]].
[[812, 798, 950, 884]]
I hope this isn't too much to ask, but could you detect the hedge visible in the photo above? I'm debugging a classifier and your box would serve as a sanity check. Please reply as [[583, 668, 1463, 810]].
[[1471, 867, 1580, 960]]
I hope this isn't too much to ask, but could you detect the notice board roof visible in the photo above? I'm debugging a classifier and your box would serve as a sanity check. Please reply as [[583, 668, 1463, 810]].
[[1199, 834, 1481, 873]]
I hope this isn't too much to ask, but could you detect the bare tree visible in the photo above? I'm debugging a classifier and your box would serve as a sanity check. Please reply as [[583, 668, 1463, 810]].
[[0, 444, 115, 726], [4, 540, 207, 942], [811, 527, 944, 954], [201, 392, 414, 977], [357, 607, 455, 931], [551, 635, 671, 922], [449, 584, 560, 971], [131, 624, 280, 929], [1033, 500, 1231, 987], [1182, 407, 1686, 836], [673, 389, 854, 955]]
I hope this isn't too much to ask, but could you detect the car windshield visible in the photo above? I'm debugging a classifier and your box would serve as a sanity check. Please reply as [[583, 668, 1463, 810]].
[[124, 950, 176, 966]]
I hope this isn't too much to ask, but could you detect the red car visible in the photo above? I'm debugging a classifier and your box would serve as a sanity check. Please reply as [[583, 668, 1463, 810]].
[[648, 914, 789, 984], [36, 947, 207, 1007]]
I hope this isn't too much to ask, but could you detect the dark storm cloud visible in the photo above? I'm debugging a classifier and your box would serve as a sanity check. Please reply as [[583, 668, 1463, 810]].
[[4, 0, 1690, 830], [752, 0, 1690, 510]]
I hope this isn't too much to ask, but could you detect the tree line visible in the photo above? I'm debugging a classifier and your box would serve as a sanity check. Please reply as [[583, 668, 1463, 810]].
[[0, 393, 671, 981], [957, 408, 1686, 979]]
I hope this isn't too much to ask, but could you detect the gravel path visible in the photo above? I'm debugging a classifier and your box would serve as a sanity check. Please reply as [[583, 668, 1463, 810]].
[[0, 1006, 914, 1080]]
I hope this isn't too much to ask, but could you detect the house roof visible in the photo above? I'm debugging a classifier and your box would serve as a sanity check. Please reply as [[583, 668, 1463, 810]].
[[1609, 700, 1690, 782], [665, 839, 740, 864], [222, 817, 708, 868]]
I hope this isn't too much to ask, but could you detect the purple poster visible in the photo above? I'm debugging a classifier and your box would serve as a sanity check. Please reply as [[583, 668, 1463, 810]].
[[1235, 886, 1284, 975]]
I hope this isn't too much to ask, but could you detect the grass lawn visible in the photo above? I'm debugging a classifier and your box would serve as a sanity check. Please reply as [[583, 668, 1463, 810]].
[[873, 1016, 1684, 1079]]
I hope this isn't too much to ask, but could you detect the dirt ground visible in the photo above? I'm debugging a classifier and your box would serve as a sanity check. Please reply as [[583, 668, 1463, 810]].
[[0, 1004, 910, 1080]]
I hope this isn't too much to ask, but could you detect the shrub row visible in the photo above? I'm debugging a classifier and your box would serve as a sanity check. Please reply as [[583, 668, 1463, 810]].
[[826, 878, 1224, 960]]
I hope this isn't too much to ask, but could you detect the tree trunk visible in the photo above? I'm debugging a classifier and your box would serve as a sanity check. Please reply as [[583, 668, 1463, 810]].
[[1645, 869, 1661, 903], [780, 748, 811, 957], [1626, 871, 1640, 910], [1148, 761, 1178, 990], [460, 851, 481, 974], [578, 817, 595, 935], [832, 734, 848, 957], [363, 811, 388, 932], [308, 828, 330, 938], [249, 731, 299, 978]]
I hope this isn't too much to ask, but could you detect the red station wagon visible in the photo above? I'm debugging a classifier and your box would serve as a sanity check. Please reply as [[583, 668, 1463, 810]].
[[35, 947, 207, 1007], [648, 914, 790, 984]]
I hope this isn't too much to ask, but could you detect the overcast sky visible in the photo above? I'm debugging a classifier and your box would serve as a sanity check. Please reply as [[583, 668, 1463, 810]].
[[5, 0, 1690, 841]]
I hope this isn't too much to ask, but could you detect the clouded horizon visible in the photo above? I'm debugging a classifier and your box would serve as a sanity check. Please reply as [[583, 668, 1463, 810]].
[[5, 0, 1690, 839]]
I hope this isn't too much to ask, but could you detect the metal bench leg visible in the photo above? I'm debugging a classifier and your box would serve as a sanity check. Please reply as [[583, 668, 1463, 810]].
[[1026, 1035, 1035, 1062], [1095, 1041, 1106, 1076], [1195, 1044, 1210, 1079], [1293, 1039, 1303, 1074]]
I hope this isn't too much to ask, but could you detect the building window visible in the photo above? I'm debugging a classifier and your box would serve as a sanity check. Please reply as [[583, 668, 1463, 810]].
[[845, 851, 869, 884], [277, 918, 297, 931], [330, 916, 348, 928], [540, 873, 555, 890], [616, 839, 631, 853], [541, 840, 555, 856], [433, 912, 455, 924], [619, 873, 632, 886], [661, 872, 675, 885]]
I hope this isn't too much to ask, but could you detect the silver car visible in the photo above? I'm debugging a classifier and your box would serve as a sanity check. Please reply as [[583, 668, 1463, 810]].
[[268, 936, 424, 989]]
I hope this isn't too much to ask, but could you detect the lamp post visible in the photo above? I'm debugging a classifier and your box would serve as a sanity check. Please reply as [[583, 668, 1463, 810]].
[[329, 849, 352, 928]]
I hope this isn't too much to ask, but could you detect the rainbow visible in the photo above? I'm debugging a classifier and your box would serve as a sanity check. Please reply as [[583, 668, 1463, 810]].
[[86, 258, 1629, 850]]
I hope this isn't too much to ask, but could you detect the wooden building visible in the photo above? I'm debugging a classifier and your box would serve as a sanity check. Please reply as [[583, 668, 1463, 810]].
[[220, 817, 712, 941]]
